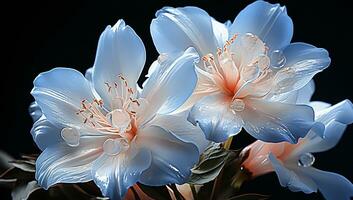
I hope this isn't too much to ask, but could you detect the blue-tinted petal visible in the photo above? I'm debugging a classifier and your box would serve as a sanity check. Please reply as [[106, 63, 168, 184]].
[[296, 80, 315, 104], [36, 137, 105, 189], [141, 48, 198, 116], [230, 1, 293, 51], [31, 68, 95, 129], [269, 153, 318, 193], [151, 6, 219, 56], [242, 99, 322, 143], [300, 167, 353, 200], [92, 149, 151, 200], [271, 43, 330, 95], [31, 115, 62, 151], [137, 125, 199, 185], [298, 100, 353, 153], [188, 93, 243, 143], [92, 20, 146, 108], [149, 112, 210, 154]]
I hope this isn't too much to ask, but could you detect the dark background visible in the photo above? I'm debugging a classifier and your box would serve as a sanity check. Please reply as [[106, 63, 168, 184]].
[[2, 0, 353, 199]]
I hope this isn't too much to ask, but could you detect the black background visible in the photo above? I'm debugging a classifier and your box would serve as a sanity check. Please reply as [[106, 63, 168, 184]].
[[2, 0, 353, 199]]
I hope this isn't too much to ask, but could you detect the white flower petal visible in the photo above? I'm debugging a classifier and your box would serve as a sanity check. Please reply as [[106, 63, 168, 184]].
[[92, 149, 151, 200], [242, 99, 322, 143], [270, 43, 330, 95], [188, 93, 243, 143], [211, 18, 229, 48], [93, 19, 146, 107], [36, 137, 105, 189], [137, 125, 199, 186], [148, 112, 210, 154], [31, 68, 95, 129], [151, 6, 219, 56], [230, 1, 293, 51], [141, 48, 198, 116]]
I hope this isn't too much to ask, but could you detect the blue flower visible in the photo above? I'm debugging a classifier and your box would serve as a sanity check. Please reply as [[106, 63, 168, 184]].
[[242, 82, 353, 200], [151, 1, 330, 143], [30, 20, 208, 199]]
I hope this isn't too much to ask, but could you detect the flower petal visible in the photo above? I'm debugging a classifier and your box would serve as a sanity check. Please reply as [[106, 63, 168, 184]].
[[297, 100, 353, 153], [36, 137, 105, 189], [137, 125, 199, 185], [211, 18, 229, 49], [29, 102, 62, 150], [230, 1, 293, 51], [141, 48, 198, 116], [269, 153, 318, 194], [31, 68, 95, 129], [270, 43, 330, 95], [188, 93, 243, 143], [151, 6, 219, 56], [242, 99, 321, 143], [299, 167, 353, 200], [148, 111, 210, 154], [93, 20, 146, 107], [92, 149, 151, 200]]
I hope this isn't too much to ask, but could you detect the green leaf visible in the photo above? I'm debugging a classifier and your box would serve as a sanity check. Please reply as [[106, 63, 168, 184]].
[[226, 193, 270, 200], [137, 183, 172, 200], [187, 144, 239, 185]]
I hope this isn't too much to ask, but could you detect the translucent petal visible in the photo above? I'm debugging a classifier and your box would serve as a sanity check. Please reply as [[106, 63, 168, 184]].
[[141, 48, 198, 116], [92, 20, 146, 108], [242, 99, 321, 143], [92, 148, 151, 200], [148, 111, 210, 154], [269, 153, 318, 193], [36, 137, 105, 189], [230, 1, 293, 51], [188, 93, 243, 143], [137, 125, 199, 185], [31, 68, 95, 129], [31, 114, 62, 151], [270, 43, 330, 95], [299, 167, 353, 200], [151, 6, 219, 56]]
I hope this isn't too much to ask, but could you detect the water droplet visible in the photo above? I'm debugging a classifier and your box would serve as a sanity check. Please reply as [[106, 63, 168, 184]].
[[61, 127, 80, 147], [103, 138, 129, 155], [270, 50, 286, 69], [230, 99, 245, 112], [298, 153, 315, 167], [107, 109, 131, 132]]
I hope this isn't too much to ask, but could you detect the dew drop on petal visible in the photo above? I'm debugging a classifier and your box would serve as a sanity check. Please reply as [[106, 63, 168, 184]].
[[230, 99, 245, 112], [103, 138, 129, 156], [298, 153, 315, 167], [270, 50, 286, 69], [61, 127, 80, 147]]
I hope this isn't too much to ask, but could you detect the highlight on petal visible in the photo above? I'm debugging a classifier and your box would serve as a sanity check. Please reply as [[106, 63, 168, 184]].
[[242, 99, 322, 143], [92, 148, 151, 200], [151, 6, 219, 55], [31, 68, 95, 129], [270, 43, 330, 95], [93, 19, 146, 107], [141, 48, 199, 116], [188, 93, 243, 143], [137, 125, 199, 186], [230, 0, 293, 51], [36, 137, 105, 189]]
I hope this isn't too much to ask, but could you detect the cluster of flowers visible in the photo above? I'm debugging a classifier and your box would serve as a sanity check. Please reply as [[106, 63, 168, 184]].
[[29, 1, 353, 199]]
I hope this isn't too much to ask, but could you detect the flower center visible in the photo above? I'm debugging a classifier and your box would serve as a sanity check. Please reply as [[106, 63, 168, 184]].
[[76, 75, 141, 141]]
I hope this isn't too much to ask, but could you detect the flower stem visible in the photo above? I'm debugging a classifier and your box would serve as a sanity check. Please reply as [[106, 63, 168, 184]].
[[223, 136, 233, 150]]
